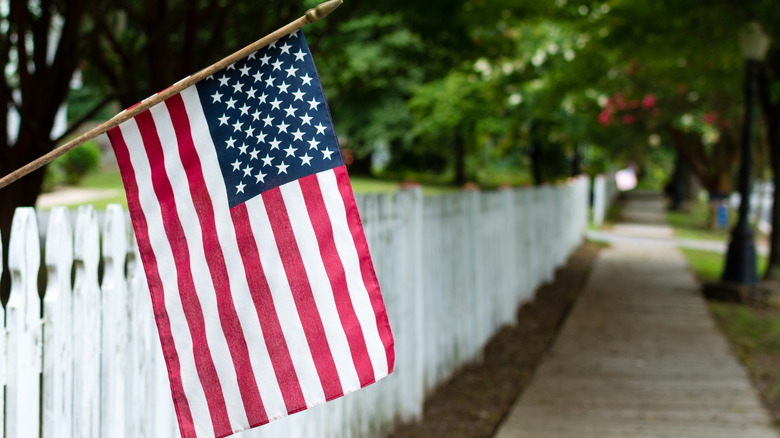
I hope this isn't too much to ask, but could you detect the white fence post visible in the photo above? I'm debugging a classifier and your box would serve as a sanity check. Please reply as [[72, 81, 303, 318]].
[[42, 207, 74, 438], [6, 207, 42, 438], [73, 206, 101, 438], [0, 222, 4, 437], [101, 205, 128, 438]]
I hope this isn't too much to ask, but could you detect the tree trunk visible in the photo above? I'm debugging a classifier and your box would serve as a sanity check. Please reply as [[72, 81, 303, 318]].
[[762, 99, 780, 280]]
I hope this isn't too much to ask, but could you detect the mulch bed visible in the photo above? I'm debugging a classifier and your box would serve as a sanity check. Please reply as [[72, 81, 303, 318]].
[[386, 241, 602, 438]]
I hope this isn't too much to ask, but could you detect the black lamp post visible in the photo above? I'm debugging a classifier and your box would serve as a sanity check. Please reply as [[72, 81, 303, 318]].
[[722, 22, 770, 284]]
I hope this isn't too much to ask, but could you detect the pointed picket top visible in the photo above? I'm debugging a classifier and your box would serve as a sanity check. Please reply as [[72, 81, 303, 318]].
[[42, 206, 74, 438], [6, 207, 42, 438], [100, 204, 128, 438], [72, 205, 101, 438]]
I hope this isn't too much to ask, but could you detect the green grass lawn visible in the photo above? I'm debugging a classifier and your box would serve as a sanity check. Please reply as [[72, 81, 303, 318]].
[[666, 199, 732, 242], [43, 167, 463, 209]]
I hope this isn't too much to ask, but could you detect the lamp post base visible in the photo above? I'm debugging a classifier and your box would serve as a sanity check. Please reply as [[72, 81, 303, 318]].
[[721, 227, 758, 284]]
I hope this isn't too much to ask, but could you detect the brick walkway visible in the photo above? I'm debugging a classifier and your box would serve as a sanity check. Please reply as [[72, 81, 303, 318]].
[[493, 194, 779, 438]]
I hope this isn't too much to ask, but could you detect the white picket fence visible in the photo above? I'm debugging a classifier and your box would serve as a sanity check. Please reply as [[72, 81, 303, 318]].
[[1, 176, 591, 438]]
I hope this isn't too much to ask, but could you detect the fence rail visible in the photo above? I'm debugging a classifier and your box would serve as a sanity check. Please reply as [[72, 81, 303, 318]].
[[1, 176, 591, 438]]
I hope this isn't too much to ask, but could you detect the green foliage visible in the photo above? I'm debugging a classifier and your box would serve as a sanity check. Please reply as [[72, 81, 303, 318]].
[[44, 141, 101, 189]]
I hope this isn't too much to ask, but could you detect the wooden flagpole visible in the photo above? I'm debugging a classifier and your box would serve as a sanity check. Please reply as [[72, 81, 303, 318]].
[[0, 0, 343, 191]]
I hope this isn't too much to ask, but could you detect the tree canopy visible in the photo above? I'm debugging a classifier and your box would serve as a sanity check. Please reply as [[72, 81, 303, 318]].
[[2, 0, 780, 287]]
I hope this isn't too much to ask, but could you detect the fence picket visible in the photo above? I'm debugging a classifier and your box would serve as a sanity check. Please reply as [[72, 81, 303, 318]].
[[6, 207, 42, 438], [42, 207, 74, 438], [0, 223, 3, 438], [100, 205, 128, 438], [72, 206, 101, 438]]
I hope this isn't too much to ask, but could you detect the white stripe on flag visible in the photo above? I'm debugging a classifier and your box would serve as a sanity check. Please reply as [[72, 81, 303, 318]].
[[117, 118, 215, 437], [317, 170, 390, 379], [147, 103, 250, 431], [279, 181, 362, 392], [243, 195, 327, 406]]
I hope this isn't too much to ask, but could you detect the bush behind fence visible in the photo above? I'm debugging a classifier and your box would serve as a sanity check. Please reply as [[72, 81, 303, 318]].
[[2, 176, 591, 438]]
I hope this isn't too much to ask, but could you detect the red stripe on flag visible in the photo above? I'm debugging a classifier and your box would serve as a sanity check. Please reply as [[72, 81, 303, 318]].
[[262, 187, 344, 400], [230, 203, 308, 414], [108, 126, 198, 438], [298, 174, 375, 387], [166, 95, 268, 426], [333, 166, 395, 373], [134, 110, 233, 437]]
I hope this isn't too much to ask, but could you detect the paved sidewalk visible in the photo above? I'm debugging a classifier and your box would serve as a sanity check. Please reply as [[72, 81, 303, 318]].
[[494, 194, 779, 438]]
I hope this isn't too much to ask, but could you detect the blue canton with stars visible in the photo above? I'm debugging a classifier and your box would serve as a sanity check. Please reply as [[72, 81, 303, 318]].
[[196, 31, 343, 208]]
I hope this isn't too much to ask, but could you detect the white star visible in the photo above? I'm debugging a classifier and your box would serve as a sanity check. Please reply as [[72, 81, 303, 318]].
[[270, 98, 282, 110], [232, 81, 244, 93], [218, 75, 230, 87], [238, 143, 249, 155], [269, 40, 278, 48], [218, 114, 230, 126], [322, 148, 334, 160], [242, 164, 253, 177], [291, 129, 305, 142], [226, 97, 237, 109], [211, 91, 223, 103], [308, 98, 321, 110], [260, 54, 271, 65], [294, 50, 307, 62], [262, 154, 274, 167], [248, 51, 258, 60], [249, 148, 260, 160], [300, 113, 313, 126], [276, 121, 289, 133], [239, 65, 251, 76], [269, 138, 282, 150], [272, 60, 283, 71], [236, 182, 246, 194], [300, 73, 313, 86], [231, 159, 242, 172], [307, 137, 320, 149], [276, 162, 289, 174], [227, 62, 236, 70], [255, 171, 267, 184], [245, 125, 255, 138], [226, 137, 237, 148], [292, 89, 306, 101], [262, 115, 274, 126], [239, 104, 250, 116], [232, 120, 244, 132], [256, 131, 267, 143], [285, 65, 299, 77], [280, 42, 292, 54], [300, 153, 313, 166], [258, 92, 268, 104], [278, 81, 291, 94], [252, 109, 262, 121], [265, 76, 276, 88], [284, 105, 298, 118], [246, 87, 257, 99], [315, 123, 327, 135], [253, 71, 263, 83], [284, 145, 297, 157]]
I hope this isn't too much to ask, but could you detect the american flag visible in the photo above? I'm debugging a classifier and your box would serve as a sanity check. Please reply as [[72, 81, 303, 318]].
[[107, 30, 394, 438]]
